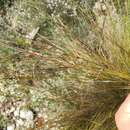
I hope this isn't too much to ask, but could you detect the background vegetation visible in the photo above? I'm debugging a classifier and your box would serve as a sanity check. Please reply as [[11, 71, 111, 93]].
[[0, 0, 130, 130]]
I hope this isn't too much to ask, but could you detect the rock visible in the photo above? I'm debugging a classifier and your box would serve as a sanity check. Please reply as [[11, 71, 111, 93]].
[[9, 107, 15, 113], [24, 120, 34, 128], [16, 119, 24, 127], [26, 27, 40, 40], [7, 124, 15, 130], [20, 109, 34, 120], [14, 108, 20, 117]]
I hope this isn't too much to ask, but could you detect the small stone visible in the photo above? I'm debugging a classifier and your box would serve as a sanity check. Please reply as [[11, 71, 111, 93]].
[[9, 107, 15, 113], [7, 124, 15, 130], [14, 108, 20, 117], [20, 109, 34, 120], [24, 120, 34, 128], [16, 119, 24, 127], [26, 27, 40, 40]]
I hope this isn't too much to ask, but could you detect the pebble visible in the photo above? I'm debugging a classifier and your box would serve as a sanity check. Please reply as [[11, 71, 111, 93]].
[[24, 120, 34, 128], [20, 109, 34, 120], [14, 108, 20, 117], [7, 124, 15, 130], [9, 107, 15, 113], [16, 119, 24, 127]]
